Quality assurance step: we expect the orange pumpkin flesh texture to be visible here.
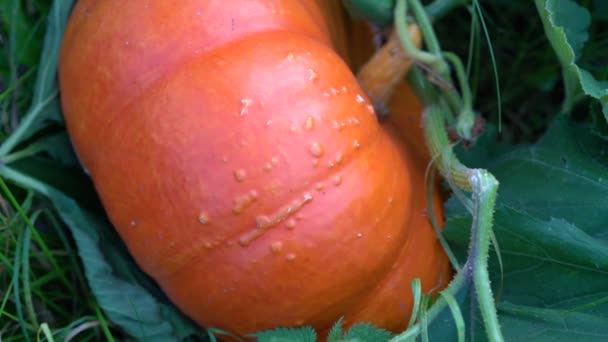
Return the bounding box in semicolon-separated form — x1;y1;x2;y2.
59;0;451;337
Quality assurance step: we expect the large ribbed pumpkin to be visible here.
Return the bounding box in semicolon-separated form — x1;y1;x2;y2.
59;0;450;337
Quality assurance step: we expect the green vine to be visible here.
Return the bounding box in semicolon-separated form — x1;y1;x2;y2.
390;0;504;340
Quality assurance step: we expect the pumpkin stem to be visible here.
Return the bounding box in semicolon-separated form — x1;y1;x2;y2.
356;25;421;120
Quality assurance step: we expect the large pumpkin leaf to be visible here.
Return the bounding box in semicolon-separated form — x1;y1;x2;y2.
535;0;608;118
457;115;608;236
444;115;608;340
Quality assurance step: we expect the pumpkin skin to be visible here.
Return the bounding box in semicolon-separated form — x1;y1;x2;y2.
59;0;450;337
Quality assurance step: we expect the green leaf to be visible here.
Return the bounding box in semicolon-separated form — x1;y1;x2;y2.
449;208;608;306
0;166;205;341
33;132;79;166
447;208;608;341
591;103;608;140
535;0;608;117
498;302;608;341
0;0;45;67
52;196;201;341
327;317;345;342
343;0;395;27
592;0;608;21
488;116;606;236
343;323;394;341
545;0;589;59
8;156;98;212
254;319;394;342
0;0;73;156
254;326;317;342
4;132;79;166
444;115;608;340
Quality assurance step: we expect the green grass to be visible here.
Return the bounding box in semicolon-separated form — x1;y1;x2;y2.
434;0;608;143
0;181;93;341
0;1;115;340
433;0;563;143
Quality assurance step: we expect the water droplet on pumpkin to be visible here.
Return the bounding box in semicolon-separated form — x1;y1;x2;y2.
356;94;366;104
238;236;249;247
240;98;253;116
352;117;361;125
304;116;315;131
367;105;374;113
264;163;273;172
332;121;343;131
204;241;213;249
335;152;344;165
357;232;363;238
271;157;280;166
256;215;272;229
341;86;348;93
315;182;325;191
265;120;273;126
233;192;258;214
198;212;209;224
323;91;331;97
268;180;282;194
330;88;340;95
303;193;313;202
130;220;137;228
286;253;297;262
308;68;318;82
286;219;296;230
234;169;246;182
309;142;324;157
333;175;342;186
353;140;361;149
239;194;311;246
270;241;283;254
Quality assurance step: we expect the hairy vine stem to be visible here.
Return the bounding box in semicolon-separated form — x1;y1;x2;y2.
392;0;504;340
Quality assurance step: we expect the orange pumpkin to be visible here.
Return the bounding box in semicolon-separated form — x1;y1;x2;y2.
59;0;450;337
